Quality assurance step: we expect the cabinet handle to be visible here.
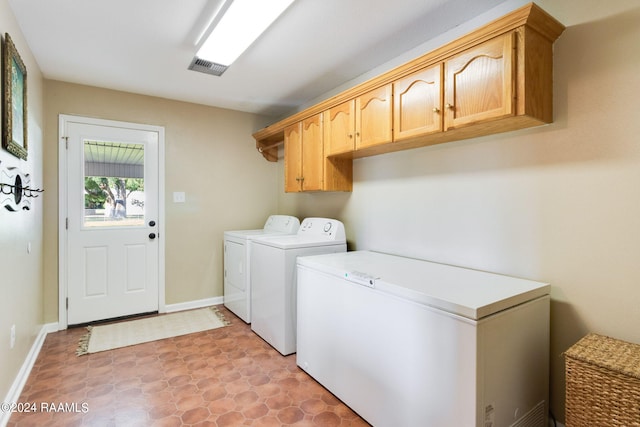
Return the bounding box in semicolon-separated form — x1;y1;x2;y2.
446;103;454;110
348;133;353;139
432;107;440;113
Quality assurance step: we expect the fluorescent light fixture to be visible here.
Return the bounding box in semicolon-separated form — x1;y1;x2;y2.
196;0;295;67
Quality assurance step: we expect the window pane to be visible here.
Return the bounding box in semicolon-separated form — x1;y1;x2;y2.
83;140;145;228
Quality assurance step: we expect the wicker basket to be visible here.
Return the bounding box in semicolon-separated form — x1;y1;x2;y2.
564;333;640;427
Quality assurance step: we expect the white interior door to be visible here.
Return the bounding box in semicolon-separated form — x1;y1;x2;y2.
62;117;162;325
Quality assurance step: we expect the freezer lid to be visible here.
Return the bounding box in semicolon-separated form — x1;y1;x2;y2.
297;251;550;320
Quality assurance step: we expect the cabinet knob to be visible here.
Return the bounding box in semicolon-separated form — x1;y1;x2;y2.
348;133;353;139
432;107;440;113
446;103;454;110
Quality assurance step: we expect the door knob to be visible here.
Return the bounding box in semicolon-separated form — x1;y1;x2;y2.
149;220;156;227
149;233;157;240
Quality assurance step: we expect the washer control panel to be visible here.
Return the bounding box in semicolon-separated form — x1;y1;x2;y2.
298;218;346;241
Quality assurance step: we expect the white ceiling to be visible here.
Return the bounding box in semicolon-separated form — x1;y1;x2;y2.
9;0;507;118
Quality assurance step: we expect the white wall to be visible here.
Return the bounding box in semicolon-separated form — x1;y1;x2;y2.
278;0;640;422
0;0;44;404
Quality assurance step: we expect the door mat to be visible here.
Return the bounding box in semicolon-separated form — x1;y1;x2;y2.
76;306;230;355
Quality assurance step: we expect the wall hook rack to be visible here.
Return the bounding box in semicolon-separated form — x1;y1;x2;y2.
0;161;43;211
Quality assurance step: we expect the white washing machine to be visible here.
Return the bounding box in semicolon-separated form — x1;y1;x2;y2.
250;217;346;355
223;215;300;323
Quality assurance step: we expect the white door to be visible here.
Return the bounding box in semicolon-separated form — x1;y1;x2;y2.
62;117;162;325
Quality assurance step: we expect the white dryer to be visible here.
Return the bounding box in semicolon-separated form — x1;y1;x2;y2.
250;218;346;355
223;215;300;323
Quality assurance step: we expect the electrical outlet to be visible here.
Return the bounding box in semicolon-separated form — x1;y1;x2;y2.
10;324;16;349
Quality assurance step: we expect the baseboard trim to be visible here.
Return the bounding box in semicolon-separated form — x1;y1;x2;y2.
1;322;57;427
165;296;223;313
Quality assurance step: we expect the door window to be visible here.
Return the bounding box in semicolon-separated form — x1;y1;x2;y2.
83;140;145;228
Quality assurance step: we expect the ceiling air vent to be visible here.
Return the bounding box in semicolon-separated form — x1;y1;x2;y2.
188;57;228;76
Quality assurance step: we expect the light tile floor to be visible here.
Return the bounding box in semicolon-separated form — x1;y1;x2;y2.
8;305;370;426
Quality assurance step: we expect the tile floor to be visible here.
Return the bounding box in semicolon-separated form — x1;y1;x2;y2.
8;306;370;426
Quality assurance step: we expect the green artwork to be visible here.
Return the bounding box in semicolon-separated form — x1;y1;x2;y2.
11;57;25;148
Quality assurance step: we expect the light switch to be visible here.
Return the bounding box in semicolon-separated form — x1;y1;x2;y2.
173;192;186;203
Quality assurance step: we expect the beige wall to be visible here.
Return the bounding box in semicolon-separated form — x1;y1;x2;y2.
0;0;44;402
278;0;640;422
43;81;279;322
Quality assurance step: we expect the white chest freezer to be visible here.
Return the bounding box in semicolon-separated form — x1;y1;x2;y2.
296;250;550;427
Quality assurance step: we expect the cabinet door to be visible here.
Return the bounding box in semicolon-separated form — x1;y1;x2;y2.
444;32;515;130
284;123;303;192
301;114;324;191
355;85;393;150
393;64;443;141
324;101;355;156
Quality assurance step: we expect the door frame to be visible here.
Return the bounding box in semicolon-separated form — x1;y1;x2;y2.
58;114;166;330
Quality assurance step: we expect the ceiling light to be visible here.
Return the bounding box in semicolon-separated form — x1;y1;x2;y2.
195;0;295;68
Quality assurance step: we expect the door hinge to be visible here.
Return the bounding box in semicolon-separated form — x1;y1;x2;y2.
66;298;69;310
62;136;69;149
66;218;69;229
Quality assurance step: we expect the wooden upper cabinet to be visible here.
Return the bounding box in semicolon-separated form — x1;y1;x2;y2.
393;64;443;141
284;115;324;192
324;85;393;155
254;4;564;169
355;85;393;150
444;32;515;130
301;114;324;191
284;122;303;193
324;101;355;156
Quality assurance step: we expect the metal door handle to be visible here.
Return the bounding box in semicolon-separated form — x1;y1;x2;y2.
149;220;156;227
149;233;156;240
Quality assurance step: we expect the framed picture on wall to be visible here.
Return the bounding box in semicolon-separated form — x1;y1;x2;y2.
2;33;28;160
